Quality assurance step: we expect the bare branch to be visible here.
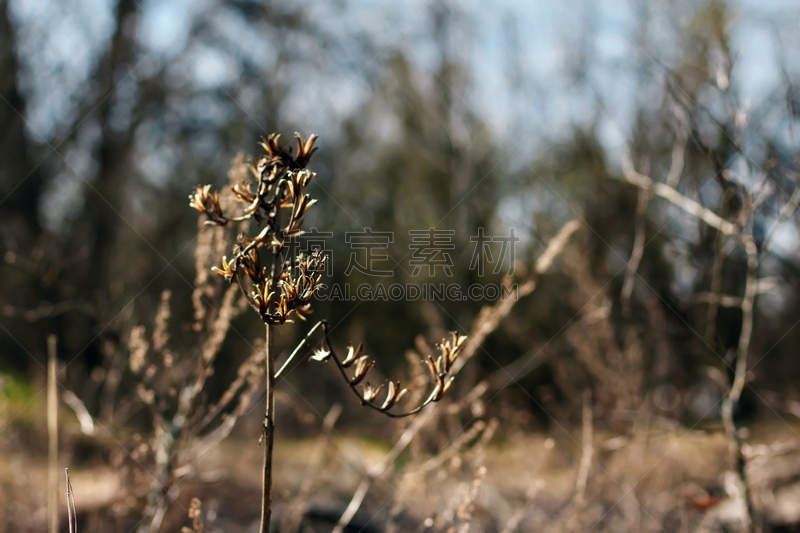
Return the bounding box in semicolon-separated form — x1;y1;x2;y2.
665;125;688;188
762;179;800;252
721;230;759;533
621;156;738;235
621;188;649;315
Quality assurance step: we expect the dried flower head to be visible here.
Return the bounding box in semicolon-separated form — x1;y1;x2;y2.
192;133;324;325
189;185;228;225
211;256;235;282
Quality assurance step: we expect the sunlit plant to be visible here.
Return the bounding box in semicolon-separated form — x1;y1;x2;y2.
190;133;467;532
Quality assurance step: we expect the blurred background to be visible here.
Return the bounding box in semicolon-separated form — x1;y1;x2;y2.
3;0;800;531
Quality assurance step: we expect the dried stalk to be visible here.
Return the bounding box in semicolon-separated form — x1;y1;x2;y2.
191;134;324;533
574;389;593;506
47;335;58;533
665;125;688;188
260;323;275;533
721;232;758;533
65;469;76;533
309;321;466;417
705;233;727;342
621;188;649;315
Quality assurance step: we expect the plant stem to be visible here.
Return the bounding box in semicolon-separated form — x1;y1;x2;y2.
260;322;275;533
47;335;58;533
261;181;285;533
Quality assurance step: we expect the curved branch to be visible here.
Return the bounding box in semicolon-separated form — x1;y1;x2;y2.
313;320;467;418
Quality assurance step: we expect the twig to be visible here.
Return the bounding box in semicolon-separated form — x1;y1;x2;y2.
534;219;581;274
621;188;649;315
62;391;95;436
623;126;688;314
762;179;800;252
695;293;744;308
575;389;593;506
722;232;758;533
665;125;688;188
65;468;76;533
274;320;324;379
705;234;727;341
621;157;738;235
48;335;58;533
416;420;487;476
732;235;757;406
694;278;778;310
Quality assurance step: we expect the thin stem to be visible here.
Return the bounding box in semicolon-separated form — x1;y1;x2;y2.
724;233;759;533
274;320;324;379
65;468;76;533
47;335;58;533
621;188;649;316
260;181;284;533
260;322;275;533
705;233;725;342
621;157;738;235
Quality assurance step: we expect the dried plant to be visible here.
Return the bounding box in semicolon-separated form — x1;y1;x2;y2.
65;469;77;533
190;133;467;532
180;498;204;533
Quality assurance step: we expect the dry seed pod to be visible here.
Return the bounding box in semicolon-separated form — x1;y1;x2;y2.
293;133;318;167
311;348;330;362
350;356;373;386
342;344;363;367
426;356;441;379
232;181;255;204
241;248;265;285
212;256;235;282
189;185;228;225
361;383;384;403
380;381;408;411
